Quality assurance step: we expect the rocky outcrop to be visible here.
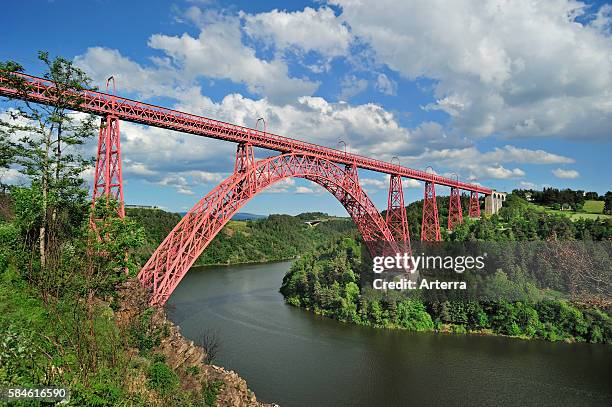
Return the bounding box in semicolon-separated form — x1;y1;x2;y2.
116;279;278;407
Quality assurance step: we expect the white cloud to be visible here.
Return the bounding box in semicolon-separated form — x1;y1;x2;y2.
360;176;421;190
243;7;351;58
360;178;387;189
376;73;397;95
0;168;25;185
403;178;421;188
149;14;319;104
339;75;368;100
552;168;580;179
519;181;538;189
486;145;574;164
76;13;319;104
74;47;183;99
480;166;525;179
404;143;575;182
264;178;296;193
295;185;324;194
332;0;612;140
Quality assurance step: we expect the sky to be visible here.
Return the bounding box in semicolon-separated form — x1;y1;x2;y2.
1;0;611;216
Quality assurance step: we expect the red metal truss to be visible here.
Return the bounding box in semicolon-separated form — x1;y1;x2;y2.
469;191;481;218
138;151;396;306
421;181;441;242
386;175;410;246
92;115;125;217
0;72;492;195
448;187;463;230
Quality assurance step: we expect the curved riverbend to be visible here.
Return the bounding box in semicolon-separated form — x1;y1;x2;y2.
167;261;612;407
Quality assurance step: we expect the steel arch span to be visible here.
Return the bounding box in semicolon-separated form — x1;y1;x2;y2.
138;150;396;306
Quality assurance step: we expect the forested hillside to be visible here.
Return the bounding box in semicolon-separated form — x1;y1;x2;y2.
281;194;612;343
127;208;356;266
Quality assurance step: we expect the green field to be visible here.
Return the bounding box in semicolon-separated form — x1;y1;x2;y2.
583;199;605;214
528;201;610;221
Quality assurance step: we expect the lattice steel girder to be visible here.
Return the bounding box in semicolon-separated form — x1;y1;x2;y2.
448;187;464;230
386;175;410;246
137;152;397;305
92;115;124;218
421;181;441;242
0;72;491;195
469;191;481;218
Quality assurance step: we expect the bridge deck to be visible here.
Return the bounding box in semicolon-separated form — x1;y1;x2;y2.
0;72;491;194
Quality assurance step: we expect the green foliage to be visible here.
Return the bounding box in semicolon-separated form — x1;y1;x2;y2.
147;361;179;396
0;53;229;406
281;230;612;343
127;208;357;267
129;308;163;354
583;200;605;214
201;380;224;407
395;299;434;331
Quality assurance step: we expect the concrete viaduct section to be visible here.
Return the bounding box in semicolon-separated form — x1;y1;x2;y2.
485;191;507;215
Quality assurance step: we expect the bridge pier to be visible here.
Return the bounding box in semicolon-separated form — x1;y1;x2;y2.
485;191;507;215
92;114;125;218
386;174;410;248
421;181;441;241
469;191;481;218
448;187;463;230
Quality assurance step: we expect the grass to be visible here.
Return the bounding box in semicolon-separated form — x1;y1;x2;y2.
528;202;611;221
545;209;610;220
583;200;605;214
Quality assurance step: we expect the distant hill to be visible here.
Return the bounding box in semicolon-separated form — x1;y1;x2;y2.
232;212;267;221
127;208;355;266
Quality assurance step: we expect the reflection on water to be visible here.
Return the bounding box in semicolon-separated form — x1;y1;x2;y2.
167;261;612;407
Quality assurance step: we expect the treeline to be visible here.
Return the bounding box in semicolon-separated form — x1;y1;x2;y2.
280;193;612;344
198;215;355;265
281;236;612;344
396;194;611;241
127;208;356;266
450;194;611;241
514;187;611;213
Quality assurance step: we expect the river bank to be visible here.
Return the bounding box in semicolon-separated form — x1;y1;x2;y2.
117;279;276;406
168;262;612;407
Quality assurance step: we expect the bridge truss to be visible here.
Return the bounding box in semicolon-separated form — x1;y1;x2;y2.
0;71;492;305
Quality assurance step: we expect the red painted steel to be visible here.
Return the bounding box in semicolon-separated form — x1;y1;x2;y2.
0;71;498;305
448;187;463;230
92;115;125;217
421;181;441;241
386;175;410;245
469;191;481;218
0;72;492;194
138;151;396;305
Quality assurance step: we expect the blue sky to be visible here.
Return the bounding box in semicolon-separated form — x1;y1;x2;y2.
1;0;611;216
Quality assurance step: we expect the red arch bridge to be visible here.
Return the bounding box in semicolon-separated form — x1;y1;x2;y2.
0;72;492;306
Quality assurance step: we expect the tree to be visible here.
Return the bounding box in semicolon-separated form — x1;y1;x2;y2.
0;52;96;267
197;330;222;364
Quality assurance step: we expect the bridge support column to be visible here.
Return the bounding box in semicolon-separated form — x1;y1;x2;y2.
469;191;480;218
92;114;124;218
421;181;441;241
448;187;463;230
235;142;255;197
386;175;410;250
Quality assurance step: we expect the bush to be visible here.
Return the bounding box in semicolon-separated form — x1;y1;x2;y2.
201;380;224;407
147;361;179;396
396;299;434;331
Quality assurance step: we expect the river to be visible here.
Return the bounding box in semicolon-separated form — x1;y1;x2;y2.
167;261;612;407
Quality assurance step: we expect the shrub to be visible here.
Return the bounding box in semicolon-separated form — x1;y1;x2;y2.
147;361;179;396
